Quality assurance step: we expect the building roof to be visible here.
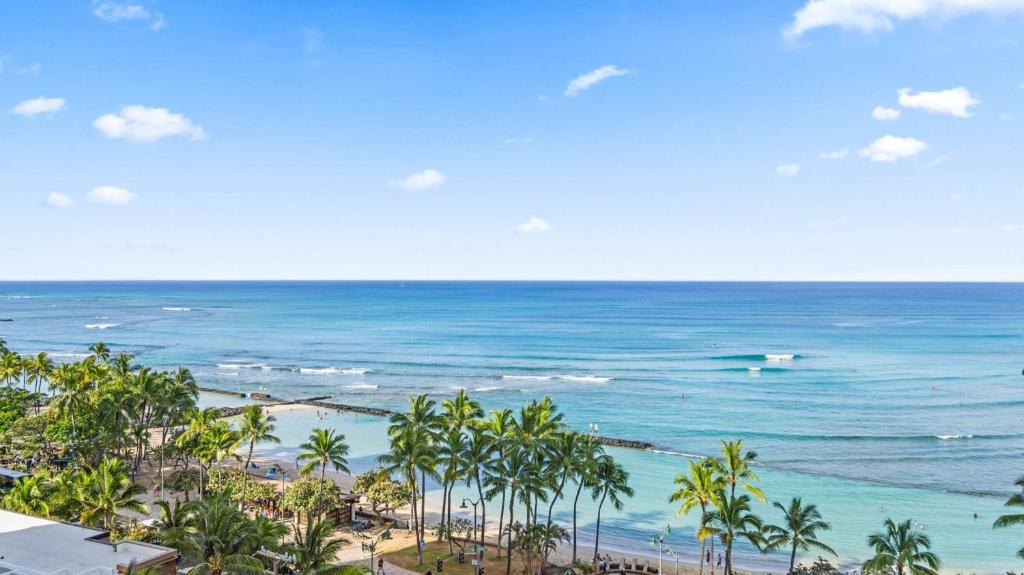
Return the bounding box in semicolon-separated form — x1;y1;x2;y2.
0;467;29;480
0;509;176;575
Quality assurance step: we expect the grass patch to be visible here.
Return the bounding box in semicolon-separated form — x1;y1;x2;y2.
383;540;527;575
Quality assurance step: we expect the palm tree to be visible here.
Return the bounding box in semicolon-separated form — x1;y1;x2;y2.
290;513;355;574
238;405;279;509
1;475;51;517
571;434;604;562
590;455;634;563
761;498;835;573
388;394;439;547
545;431;580;530
462;426;493;549
715;440;765;502
501;446;531;575
442;388;483;430
297;427;350;517
862;519;940;575
0;352;23;388
88;341;111;363
436;427;466;548
994;476;1024;559
26;352;54;413
669;458;723;575
165;495;266;575
484;407;514;557
77;458;147;529
195;422;241;499
50;363;89;456
702;491;763;575
379;425;434;565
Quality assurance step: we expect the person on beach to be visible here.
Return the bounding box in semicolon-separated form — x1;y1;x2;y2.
717;554;722;568
378;557;384;575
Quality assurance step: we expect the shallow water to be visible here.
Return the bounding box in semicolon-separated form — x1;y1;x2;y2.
2;281;1023;572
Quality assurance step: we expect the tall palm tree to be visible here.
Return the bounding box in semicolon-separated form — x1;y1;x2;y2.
715;440;765;502
379;425;434;565
442;388;483;430
590;455;634;563
462;426;493;549
0;352;23;388
195;422;241;499
26;352;54;413
571;434;604;562
669;458;723;575
862;519;940;575
545;431;580;530
1;475;51;517
702;491;763;575
484;407;514;557
237;405;279;509
994;476;1024;559
297;427;350;517
761;498;835;573
77;458;147;529
88;341;111;363
436;427;467;548
501;446;531;575
50;363;89;456
290;513;356;574
388;394;440;547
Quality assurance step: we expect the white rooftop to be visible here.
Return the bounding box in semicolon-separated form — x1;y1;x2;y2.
0;509;174;575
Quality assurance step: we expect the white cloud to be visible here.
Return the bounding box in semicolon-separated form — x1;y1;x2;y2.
94;105;205;142
897;87;979;118
565;65;632;97
872;105;901;121
1001;113;1014;121
46;193;74;208
515;216;552;234
11;97;66;117
16;62;41;75
776;163;801;177
87;185;137;205
818;148;848;160
785;0;1024;38
93;2;165;30
858;135;927;162
93;2;149;22
394;169;446;191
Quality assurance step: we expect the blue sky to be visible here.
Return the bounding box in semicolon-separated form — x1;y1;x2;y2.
1;0;1022;280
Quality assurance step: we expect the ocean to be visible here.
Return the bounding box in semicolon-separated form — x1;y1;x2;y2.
2;281;1022;572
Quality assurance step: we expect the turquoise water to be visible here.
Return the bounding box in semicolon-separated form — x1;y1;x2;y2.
2;282;1023;572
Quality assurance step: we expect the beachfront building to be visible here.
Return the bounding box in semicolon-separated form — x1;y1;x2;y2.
0;509;177;575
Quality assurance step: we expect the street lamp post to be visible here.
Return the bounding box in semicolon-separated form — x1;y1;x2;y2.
460;497;481;550
650;524;672;575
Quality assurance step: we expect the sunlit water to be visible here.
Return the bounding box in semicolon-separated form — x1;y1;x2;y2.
2;281;1023;573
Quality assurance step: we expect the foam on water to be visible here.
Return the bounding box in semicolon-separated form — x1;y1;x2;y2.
84;323;118;329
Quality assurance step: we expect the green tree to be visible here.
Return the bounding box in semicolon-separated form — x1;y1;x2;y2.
761;498;835;574
669;458;723;575
1;475;51;517
862;519;940;575
237;404;279;510
994;476;1024;559
290;513;354;574
77;458;148;529
0;352;22;389
379;424;434;566
702;491;763;575
715;439;765;502
571;434;603;563
88;341;111;363
590;455;634;564
162;495;267;575
297;427;349;517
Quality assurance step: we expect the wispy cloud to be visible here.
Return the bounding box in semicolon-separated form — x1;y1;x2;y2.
87;185;137;205
897;87;979;118
776;164;801;177
872;106;901;121
393;169;446;191
16;62;41;75
818;148;848;160
858;135;927;162
565;65;632;97
11;97;66;118
93;2;165;30
94;105;205;142
785;0;1024;38
46;193;74;208
515;216;552;234
303;27;324;53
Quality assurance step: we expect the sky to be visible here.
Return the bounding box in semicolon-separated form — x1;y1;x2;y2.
1;0;1023;281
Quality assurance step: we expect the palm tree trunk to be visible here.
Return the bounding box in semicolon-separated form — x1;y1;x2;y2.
241;440;254;511
317;463;327;519
411;472;422;565
497;487;506;558
505;486;516;575
440;480;449;542
699;538;706;575
593;489;608;564
709;537;715;575
476;471;486;550
789;540;798;574
420;470;427;546
572;479;585;562
447;484;454;553
546;473;566;530
724;536;732;575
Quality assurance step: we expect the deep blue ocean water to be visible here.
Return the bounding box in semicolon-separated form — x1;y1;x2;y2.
2;281;1023;572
